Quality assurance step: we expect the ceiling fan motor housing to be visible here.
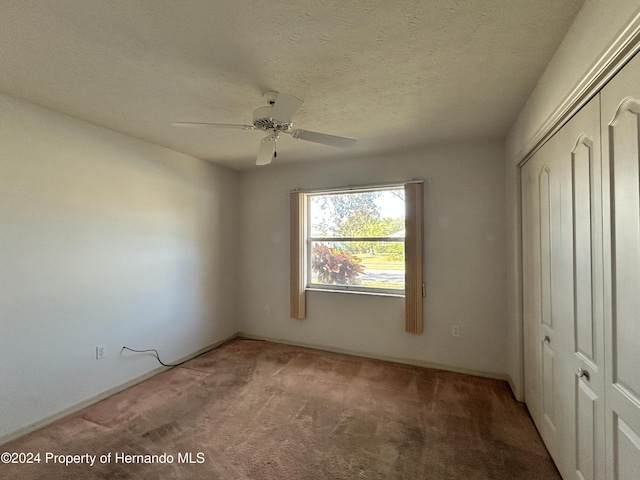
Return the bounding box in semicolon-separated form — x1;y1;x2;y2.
252;106;292;132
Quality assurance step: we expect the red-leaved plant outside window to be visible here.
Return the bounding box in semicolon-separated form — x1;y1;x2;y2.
311;243;364;285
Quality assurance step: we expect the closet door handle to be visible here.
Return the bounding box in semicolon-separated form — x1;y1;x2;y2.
577;368;590;381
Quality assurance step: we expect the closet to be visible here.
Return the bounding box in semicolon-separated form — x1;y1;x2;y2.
521;52;640;480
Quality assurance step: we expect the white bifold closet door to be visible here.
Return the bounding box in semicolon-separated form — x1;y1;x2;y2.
522;96;605;480
522;116;565;468
561;98;606;480
601;53;640;480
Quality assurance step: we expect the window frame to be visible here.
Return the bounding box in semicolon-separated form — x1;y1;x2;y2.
305;186;407;297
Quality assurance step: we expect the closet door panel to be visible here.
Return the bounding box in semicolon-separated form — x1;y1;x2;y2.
521;130;568;473
522;143;563;459
559;97;604;480
601;52;640;480
572;138;596;364
539;161;562;436
576;381;597;480
608;104;640;403
522;158;541;423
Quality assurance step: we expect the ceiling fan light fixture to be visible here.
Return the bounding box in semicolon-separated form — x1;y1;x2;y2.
256;133;278;166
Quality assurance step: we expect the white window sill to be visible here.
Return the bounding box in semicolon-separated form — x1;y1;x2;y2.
305;287;405;298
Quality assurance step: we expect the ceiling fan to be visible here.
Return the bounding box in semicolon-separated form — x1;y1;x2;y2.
173;92;357;165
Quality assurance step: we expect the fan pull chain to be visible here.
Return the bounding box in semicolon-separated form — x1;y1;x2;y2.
274;132;278;158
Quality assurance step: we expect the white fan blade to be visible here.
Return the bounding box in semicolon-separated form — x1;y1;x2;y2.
270;93;303;123
256;135;276;166
290;129;356;148
172;122;255;130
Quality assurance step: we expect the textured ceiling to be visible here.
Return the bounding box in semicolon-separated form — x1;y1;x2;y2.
0;0;584;170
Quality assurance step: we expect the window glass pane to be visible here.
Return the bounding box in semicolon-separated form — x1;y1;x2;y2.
309;189;405;238
310;241;405;290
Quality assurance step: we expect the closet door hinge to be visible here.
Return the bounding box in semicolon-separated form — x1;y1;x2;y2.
422;283;426;297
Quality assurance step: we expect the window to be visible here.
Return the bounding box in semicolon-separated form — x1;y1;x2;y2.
307;187;406;295
290;181;424;333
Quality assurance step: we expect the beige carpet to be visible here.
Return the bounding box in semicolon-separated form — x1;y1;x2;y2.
2;339;561;479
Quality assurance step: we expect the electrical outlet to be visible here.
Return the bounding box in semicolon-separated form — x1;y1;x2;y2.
96;345;106;360
452;325;460;337
264;305;270;315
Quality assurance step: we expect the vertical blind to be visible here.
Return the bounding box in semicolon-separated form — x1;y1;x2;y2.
290;191;306;320
404;181;424;333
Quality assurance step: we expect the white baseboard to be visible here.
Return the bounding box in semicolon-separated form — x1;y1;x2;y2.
237;332;509;383
506;375;524;402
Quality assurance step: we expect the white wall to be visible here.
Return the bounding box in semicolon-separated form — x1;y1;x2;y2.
0;94;240;443
239;142;507;377
505;0;640;399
